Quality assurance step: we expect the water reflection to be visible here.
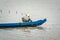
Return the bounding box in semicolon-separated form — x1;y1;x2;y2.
0;26;45;32
19;26;45;32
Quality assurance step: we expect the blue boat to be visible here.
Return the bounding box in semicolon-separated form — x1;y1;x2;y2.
0;18;47;28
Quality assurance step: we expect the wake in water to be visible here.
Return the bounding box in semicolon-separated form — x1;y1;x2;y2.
0;26;46;32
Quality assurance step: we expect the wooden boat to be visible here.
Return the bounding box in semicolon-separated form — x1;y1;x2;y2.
0;18;47;28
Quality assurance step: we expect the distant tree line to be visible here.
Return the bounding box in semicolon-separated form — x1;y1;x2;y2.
0;9;18;14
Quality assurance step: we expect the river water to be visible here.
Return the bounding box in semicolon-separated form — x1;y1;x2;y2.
0;0;60;40
0;24;60;40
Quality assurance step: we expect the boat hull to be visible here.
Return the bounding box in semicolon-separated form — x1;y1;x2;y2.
0;18;47;28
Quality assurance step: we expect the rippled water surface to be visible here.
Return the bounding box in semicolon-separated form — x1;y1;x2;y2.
0;24;60;40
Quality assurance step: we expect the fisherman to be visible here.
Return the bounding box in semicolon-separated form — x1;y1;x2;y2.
22;13;32;22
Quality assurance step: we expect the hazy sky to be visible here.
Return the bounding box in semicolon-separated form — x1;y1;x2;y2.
0;0;60;24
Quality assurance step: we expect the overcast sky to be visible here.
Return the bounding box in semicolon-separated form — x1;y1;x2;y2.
0;0;60;25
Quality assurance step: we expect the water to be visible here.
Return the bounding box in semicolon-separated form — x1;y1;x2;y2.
0;0;60;40
0;24;60;40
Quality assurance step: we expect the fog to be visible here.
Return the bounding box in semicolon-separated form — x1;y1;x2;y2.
0;0;60;40
0;0;60;25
